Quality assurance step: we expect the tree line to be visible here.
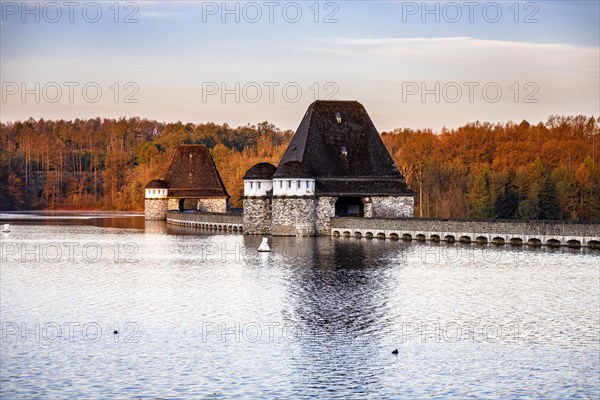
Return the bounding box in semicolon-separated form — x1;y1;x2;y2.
1;115;598;221
382;115;599;221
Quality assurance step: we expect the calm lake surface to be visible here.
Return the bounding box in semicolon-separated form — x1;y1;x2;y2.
1;212;599;399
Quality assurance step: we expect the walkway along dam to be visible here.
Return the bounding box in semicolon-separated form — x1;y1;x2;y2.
166;211;600;249
330;217;600;248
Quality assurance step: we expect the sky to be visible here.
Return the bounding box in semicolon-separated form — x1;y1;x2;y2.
1;0;599;131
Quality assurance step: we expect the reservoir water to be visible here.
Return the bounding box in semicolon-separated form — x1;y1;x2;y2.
1;213;599;398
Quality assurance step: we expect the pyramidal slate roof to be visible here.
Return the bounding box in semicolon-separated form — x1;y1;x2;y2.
145;179;168;189
164;145;229;198
243;162;277;180
275;100;414;196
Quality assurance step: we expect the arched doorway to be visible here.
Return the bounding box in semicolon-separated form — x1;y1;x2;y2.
335;197;364;217
178;198;185;212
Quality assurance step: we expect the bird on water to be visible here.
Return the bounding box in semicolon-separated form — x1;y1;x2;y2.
392;349;399;355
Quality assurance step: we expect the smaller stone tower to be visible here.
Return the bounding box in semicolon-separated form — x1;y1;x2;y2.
144;179;169;220
270;161;316;236
243;162;276;235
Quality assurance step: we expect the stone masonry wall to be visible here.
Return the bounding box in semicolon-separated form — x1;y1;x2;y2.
271;197;316;236
363;199;373;218
168;198;179;210
145;198;168;220
167;198;227;213
196;198;228;213
330;217;600;237
371;196;414;218
243;197;272;235
316;196;336;235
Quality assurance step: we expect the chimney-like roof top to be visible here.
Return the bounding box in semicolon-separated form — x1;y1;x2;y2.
164;145;229;198
274;100;413;196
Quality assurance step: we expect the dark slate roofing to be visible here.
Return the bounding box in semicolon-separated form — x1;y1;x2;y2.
163;145;229;198
145;179;168;189
244;162;277;180
272;161;314;179
275;100;414;195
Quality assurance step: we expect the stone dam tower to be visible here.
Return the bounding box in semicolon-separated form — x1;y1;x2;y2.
144;145;229;220
243;100;415;236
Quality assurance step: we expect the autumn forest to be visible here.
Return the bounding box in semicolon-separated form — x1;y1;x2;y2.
1;115;598;221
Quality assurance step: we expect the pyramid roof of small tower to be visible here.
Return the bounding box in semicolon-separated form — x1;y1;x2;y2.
145;179;168;189
243;162;277;180
164;145;229;198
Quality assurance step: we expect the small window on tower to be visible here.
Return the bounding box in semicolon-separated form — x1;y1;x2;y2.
258;182;261;189
297;181;301;189
279;181;283;188
250;182;253;189
306;181;309;188
288;181;292;188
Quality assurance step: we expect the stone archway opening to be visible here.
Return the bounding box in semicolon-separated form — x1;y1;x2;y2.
335;197;364;217
476;236;488;244
546;239;561;248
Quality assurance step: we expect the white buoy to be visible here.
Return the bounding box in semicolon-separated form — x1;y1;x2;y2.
257;237;271;252
2;224;10;233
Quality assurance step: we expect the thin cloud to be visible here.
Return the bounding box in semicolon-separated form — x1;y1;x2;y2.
305;36;599;75
318;36;597;52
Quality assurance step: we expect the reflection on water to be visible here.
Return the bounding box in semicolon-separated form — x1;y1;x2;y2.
0;215;599;398
0;211;145;230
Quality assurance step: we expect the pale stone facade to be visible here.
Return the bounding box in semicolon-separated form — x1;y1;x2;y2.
363;199;373;218
168;198;180;211
270;197;316;236
244;195;414;236
315;196;337;235
165;198;227;213
196;198;228;213
144;198;168;220
371;196;414;218
243;198;272;235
